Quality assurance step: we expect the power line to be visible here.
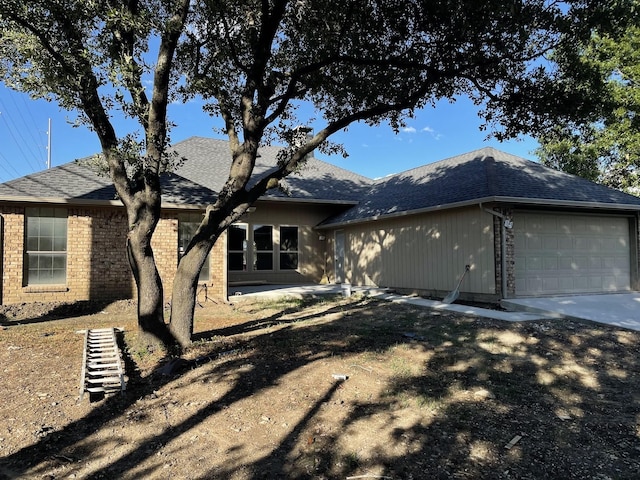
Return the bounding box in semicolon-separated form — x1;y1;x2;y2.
19;93;47;150
8;92;46;165
0;111;39;175
0;97;42;173
0;150;25;181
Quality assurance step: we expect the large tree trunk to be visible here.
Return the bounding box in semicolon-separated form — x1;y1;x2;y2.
126;229;176;351
169;238;213;347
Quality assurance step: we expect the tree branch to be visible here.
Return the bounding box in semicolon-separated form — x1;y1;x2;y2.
145;0;191;174
107;0;150;129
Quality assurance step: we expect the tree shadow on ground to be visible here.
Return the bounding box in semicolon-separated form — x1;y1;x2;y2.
2;297;639;479
0;300;123;327
191;297;333;341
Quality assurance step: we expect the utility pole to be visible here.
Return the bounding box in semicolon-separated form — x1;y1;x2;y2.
46;117;51;169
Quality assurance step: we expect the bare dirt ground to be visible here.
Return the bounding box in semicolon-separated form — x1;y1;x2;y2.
0;293;639;479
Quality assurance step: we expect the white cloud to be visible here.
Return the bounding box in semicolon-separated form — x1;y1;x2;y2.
422;126;443;140
402;126;417;134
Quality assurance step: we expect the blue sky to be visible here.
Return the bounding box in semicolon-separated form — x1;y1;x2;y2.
0;85;539;183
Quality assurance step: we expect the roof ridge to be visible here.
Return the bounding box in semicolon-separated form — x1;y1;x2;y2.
174;136;374;183
373;146;520;182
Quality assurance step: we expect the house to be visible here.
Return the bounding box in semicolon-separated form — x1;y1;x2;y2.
0;137;370;305
0;137;639;307
318;148;640;301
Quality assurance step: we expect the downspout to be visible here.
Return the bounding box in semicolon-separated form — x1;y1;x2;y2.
480;204;510;300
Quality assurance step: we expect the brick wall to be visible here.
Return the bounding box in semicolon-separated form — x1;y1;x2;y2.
1;205;26;303
0;205;227;305
152;214;180;300
491;207;515;299
208;230;227;298
493;214;502;296
150;214;228;303
80;208;134;301
504;208;516;297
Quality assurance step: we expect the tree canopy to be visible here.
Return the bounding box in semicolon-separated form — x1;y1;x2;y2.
0;0;628;348
533;21;640;193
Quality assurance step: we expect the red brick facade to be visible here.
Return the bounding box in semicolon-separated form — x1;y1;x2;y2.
0;205;226;305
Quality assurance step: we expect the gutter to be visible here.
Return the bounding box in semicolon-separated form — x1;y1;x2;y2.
316;195;640;230
0;195;359;210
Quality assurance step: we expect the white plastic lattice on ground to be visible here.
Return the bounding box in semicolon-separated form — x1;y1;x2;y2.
78;327;126;401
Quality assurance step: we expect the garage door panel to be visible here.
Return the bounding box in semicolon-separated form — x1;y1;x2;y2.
573;276;589;289
558;257;573;270
603;276;621;290
588;256;601;269
527;236;542;249
526;256;542;270
514;213;631;296
543;257;558;270
558;237;573;249
542;277;559;291
559;277;575;290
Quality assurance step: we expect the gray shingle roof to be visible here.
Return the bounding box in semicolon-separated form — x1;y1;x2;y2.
0;161;116;201
171;137;372;202
0;160;219;205
321;147;640;226
0;136;373;205
3;142;639;222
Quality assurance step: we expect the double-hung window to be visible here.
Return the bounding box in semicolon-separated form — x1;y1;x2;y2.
279;226;299;270
228;224;248;271
178;214;210;282
25;207;67;285
253;225;273;270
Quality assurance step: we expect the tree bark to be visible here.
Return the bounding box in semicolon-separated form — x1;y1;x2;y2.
170;236;214;347
126;226;177;351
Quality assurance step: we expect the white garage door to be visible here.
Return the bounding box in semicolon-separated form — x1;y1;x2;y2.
514;213;631;296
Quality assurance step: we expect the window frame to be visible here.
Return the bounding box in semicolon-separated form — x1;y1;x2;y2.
25;207;68;286
252;224;274;271
178;213;210;282
228;223;248;271
279;225;299;271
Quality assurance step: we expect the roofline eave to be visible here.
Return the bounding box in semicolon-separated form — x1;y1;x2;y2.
316;196;640;230
0;196;125;207
0;193;360;210
498;196;640;211
256;196;360;206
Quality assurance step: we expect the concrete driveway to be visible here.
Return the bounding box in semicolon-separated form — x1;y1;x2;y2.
502;293;640;332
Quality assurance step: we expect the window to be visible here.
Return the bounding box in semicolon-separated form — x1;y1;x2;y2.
253;225;273;270
178;214;209;282
228;224;248;271
280;226;299;270
26;207;67;285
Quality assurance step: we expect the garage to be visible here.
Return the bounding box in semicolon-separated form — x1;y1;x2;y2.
514;212;632;296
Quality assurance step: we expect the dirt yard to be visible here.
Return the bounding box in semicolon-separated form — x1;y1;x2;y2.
0;293;639;479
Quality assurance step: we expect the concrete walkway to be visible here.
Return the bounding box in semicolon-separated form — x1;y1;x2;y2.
229;285;640;331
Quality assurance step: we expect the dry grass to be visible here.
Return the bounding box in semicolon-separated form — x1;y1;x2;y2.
1;294;639;479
